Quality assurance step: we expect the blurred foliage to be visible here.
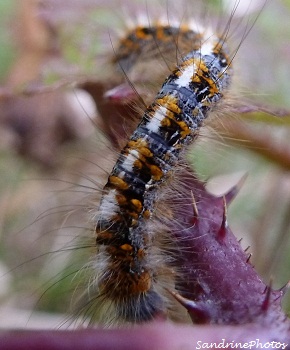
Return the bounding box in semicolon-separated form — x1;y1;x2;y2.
0;1;16;80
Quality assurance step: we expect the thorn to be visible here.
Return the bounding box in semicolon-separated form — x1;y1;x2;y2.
191;190;199;221
246;253;252;263
217;196;228;241
225;173;247;204
261;279;273;312
279;281;290;296
244;246;251;252
238;238;243;243
190;191;199;224
104;83;136;102
168;289;210;324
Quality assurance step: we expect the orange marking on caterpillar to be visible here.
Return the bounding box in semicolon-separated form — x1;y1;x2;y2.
109;176;129;190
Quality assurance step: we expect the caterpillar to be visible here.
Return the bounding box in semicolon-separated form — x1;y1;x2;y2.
2;0;283;329
90;21;232;323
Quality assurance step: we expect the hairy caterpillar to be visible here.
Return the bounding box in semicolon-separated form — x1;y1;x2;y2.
92;24;231;323
2;0;290;330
